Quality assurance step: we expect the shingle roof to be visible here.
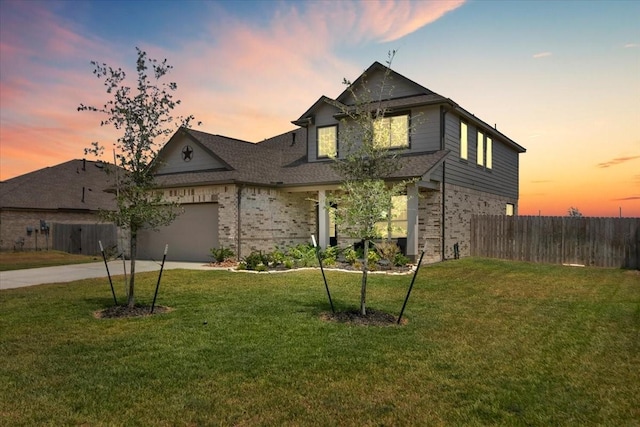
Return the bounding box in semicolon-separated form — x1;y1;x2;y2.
0;159;118;211
154;126;449;189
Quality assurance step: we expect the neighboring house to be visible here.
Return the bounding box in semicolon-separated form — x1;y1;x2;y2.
0;159;120;255
139;62;526;263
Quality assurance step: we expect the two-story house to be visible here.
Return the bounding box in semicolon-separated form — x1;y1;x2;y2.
138;62;526;263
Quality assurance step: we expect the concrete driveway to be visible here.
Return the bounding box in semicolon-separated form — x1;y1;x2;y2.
0;260;214;290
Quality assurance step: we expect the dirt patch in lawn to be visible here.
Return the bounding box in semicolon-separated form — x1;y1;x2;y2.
93;305;173;319
321;308;407;326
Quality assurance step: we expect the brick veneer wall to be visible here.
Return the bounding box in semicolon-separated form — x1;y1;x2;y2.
419;187;443;264
156;182;516;263
0;210;101;252
239;187;316;258
160;185;316;259
442;183;517;259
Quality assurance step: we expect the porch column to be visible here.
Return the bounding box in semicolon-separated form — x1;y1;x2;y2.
317;189;329;249
407;183;419;260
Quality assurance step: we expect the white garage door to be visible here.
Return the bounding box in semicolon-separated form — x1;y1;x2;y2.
138;203;218;262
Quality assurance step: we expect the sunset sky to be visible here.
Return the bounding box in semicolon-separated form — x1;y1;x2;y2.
1;0;638;217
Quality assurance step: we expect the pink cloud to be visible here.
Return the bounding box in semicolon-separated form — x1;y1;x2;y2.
161;0;466;142
1;0;465;180
360;0;466;43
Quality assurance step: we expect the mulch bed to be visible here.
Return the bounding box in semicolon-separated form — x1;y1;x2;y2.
209;260;414;274
94;304;172;319
321;308;407;326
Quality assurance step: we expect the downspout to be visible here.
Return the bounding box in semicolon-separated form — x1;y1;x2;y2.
237;184;243;260
440;105;447;261
441;163;446;261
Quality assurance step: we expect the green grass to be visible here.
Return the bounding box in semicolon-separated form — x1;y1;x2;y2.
1;258;638;426
0;250;99;271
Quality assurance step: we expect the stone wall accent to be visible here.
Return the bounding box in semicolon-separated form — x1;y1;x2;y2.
443;183;517;259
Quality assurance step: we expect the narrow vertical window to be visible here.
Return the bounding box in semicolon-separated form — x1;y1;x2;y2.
460;121;468;160
506;203;514;216
317;125;337;158
486;136;492;169
477;130;484;166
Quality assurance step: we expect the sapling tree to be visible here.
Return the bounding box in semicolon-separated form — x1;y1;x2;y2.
79;48;198;308
327;51;414;315
568;207;583;217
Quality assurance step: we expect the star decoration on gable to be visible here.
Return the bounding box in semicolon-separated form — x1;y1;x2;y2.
182;145;193;162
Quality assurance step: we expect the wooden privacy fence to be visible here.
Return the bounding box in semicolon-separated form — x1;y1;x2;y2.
471;216;640;269
52;223;117;256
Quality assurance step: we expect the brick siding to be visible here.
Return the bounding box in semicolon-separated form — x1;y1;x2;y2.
442;183;517;259
0;210;101;251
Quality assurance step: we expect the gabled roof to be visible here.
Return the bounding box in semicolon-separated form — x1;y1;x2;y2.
155;61;523;188
292;95;334;126
0;159;118;211
293;62;453;126
335;61;442;103
154;126;449;189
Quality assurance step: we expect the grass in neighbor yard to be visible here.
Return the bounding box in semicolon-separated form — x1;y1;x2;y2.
0;250;99;271
1;258;638;426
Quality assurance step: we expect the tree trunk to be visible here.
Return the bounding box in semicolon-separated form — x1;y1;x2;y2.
128;228;137;308
360;239;369;316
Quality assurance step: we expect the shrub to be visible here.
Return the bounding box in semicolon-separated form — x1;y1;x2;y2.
393;252;411;267
374;241;400;265
210;246;235;263
320;246;338;266
270;247;287;267
343;247;359;265
367;250;380;269
287;244;318;268
243;251;271;271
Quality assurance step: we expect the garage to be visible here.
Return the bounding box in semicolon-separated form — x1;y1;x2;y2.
138;203;218;262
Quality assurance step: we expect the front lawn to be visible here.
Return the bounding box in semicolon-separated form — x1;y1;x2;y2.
1;259;638;425
0;250;99;271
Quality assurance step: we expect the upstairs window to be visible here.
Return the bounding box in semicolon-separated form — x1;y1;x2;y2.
460;121;468;160
476;131;493;169
477;130;484;166
317;125;337;158
374;114;409;149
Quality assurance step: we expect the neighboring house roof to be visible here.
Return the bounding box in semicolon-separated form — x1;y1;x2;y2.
0;159;118;211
